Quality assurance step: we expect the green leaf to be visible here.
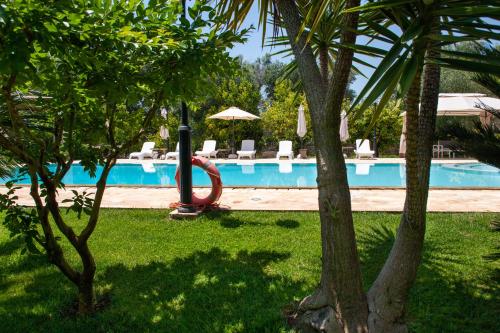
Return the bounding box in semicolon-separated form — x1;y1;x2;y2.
352;48;409;117
397;55;420;98
433;57;500;74
43;22;57;33
351;41;407;111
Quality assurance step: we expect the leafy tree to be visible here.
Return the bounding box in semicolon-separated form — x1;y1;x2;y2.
248;54;289;99
349;101;402;154
261;79;312;149
439;43;494;94
194;69;262;151
0;0;244;314
440;68;490;94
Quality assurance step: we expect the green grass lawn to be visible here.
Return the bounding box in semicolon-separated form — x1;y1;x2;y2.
0;210;498;333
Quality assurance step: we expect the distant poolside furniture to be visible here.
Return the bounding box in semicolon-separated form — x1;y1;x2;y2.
432;144;442;158
165;142;180;160
355;163;374;175
195;140;218;158
237;140;256;159
433;141;459;159
354;139;375;159
129;142;155;160
276;141;294;160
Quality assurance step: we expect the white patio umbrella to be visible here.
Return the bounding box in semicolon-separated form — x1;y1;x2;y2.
297;105;307;148
340;111;349;142
208;106;260;154
159;125;169;140
399;114;406;157
399;93;500;156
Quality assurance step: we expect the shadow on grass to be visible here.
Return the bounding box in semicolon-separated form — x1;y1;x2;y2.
205;211;265;229
357;223;499;333
0;237;23;257
99;248;299;332
0;248;302;333
276;219;300;229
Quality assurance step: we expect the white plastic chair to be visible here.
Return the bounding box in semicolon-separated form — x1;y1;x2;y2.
276;141;293;160
195;140;218;158
165;142;180;160
237;140;256;159
129;142;155;160
354;139;375;159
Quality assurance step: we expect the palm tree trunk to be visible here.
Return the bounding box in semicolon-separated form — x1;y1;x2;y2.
277;1;367;332
319;46;329;86
367;44;440;333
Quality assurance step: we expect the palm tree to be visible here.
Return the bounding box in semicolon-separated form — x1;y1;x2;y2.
218;1;500;331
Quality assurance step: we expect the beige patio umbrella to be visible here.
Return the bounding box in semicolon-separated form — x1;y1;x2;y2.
159;126;169;140
340;111;350;142
297;105;307;148
399;93;500;156
399;114;406;157
208;106;260;154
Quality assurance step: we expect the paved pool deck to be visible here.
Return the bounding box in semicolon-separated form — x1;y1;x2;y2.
2;158;498;212
115;157;475;164
2;186;499;212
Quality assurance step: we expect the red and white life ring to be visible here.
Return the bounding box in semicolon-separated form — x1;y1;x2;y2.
175;156;223;206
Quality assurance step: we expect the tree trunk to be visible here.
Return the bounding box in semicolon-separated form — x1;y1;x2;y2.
319;46;329;86
277;1;367;332
367;44;440;333
78;275;96;314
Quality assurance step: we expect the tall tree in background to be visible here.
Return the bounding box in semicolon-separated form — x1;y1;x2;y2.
261;79;312;149
219;0;499;332
0;0;244;314
439;42;494;94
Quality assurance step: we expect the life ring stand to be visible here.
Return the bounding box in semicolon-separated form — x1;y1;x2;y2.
174;156;223;207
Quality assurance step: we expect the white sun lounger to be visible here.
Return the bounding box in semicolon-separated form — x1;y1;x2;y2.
165;142;180;160
237;140;256;159
195;140;218;158
129;142;155;160
276;141;293;160
354;139;375;159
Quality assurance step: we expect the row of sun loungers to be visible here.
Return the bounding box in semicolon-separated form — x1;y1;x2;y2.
129;139;377;160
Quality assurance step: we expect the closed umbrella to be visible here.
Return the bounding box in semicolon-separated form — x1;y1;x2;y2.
297;105;307;148
160;125;169;140
399;114;406;157
340;111;349;142
208;106;260;155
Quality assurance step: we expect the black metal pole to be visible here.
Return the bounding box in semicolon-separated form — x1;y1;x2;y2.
178;102;194;212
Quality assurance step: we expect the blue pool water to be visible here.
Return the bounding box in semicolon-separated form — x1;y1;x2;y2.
3;162;500;188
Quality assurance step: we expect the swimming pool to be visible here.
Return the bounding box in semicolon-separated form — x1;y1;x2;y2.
3;162;500;188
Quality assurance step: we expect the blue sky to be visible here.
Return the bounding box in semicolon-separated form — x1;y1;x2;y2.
226;3;381;96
